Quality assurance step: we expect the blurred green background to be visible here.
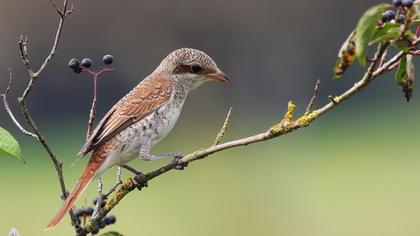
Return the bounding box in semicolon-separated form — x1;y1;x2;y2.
2;0;420;235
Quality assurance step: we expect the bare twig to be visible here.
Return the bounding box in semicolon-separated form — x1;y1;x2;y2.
49;0;64;17
86;75;97;139
18;36;32;75
304;79;321;115
1;69;38;139
121;164;144;175
65;0;74;16
373;38;420;77
378;47;389;68
3;0;82;233
213;107;233;146
83;67;113;140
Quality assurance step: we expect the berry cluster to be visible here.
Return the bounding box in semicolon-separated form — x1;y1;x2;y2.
90;215;116;235
382;0;414;24
71;196;117;235
68;54;114;74
393;0;414;8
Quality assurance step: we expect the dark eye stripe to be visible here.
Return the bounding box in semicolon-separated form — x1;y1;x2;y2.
172;64;191;74
172;63;215;75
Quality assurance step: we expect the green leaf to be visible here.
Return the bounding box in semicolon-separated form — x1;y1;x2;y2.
395;55;415;101
395;56;408;85
369;23;402;45
0;127;24;162
334;30;357;79
355;4;389;66
99;232;123;236
410;18;420;25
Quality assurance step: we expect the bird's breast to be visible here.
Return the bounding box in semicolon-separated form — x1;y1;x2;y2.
114;94;185;161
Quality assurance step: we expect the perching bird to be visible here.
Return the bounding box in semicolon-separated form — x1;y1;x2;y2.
47;48;229;229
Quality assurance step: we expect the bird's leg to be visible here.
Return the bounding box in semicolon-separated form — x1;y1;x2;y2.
115;166;122;184
96;177;103;194
138;141;187;170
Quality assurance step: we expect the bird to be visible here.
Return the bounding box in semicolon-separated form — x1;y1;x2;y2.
46;48;230;229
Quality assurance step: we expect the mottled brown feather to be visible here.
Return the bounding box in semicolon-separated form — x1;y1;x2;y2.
78;74;173;156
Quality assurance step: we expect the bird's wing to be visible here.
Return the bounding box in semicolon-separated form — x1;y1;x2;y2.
78;74;173;156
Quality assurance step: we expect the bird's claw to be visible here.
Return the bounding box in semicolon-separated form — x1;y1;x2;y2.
172;154;188;170
134;173;149;190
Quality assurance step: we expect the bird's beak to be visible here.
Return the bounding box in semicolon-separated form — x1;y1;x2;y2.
208;69;230;83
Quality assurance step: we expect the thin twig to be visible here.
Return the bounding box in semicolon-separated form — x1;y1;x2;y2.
49;0;64;17
328;95;339;105
65;0;74;16
304;79;321;115
121;164;144;175
378;47;389;68
1;69;38;139
3;0;82;233
31;0;68;79
83;67;113;140
86;75;97;140
373;38;420;77
213;107;233;146
18;36;32;75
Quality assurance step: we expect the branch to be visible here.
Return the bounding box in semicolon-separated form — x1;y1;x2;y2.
1;69;38;139
2;0;82;233
304;79;321;115
86;42;408;232
83;67;113;140
213;107;233;146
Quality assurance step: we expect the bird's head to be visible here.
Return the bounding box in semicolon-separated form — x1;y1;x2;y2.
156;48;230;91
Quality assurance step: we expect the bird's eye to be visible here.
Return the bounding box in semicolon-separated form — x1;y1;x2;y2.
190;64;202;73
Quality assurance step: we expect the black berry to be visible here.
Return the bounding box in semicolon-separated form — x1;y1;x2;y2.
68;58;80;70
81;58;93;68
393;0;402;7
91;224;99;234
402;0;414;7
84;206;94;215
397;15;406;23
73;208;84;217
102;54;114;65
104;215;116;224
73;67;82;74
98;219;107;228
381;10;396;23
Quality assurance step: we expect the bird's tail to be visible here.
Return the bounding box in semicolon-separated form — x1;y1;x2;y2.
46;151;105;229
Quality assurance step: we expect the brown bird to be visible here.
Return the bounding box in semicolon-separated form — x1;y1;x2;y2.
47;48;229;229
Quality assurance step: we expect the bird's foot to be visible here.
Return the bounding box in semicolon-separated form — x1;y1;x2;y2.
171;154;188;170
133;172;149;190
